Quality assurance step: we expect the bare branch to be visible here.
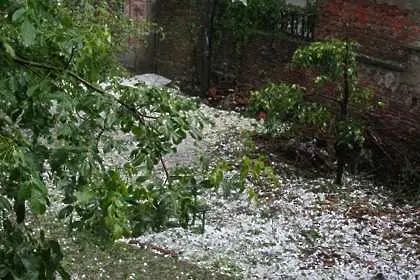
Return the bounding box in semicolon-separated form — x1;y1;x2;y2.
160;157;170;185
65;46;76;69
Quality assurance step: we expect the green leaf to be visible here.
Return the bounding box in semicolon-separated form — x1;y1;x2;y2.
32;176;48;195
0;264;8;278
3;42;15;57
12;7;25;22
136;175;149;183
47;240;64;262
247;187;256;200
211;168;224;186
111;223;124;239
26;84;38;97
57;265;71;280
146;157;154;170
21;255;41;276
15;200;26;223
60;14;72;27
30;194;47;215
75;190;94;205
22;19;36;46
18;181;32;201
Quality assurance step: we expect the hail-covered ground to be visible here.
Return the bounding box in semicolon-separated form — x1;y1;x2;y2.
120;75;419;279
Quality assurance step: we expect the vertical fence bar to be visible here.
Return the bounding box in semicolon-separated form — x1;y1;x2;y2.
271;9;316;41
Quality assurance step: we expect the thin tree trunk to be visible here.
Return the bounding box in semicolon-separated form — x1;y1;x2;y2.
335;42;350;185
207;0;218;90
197;0;217;97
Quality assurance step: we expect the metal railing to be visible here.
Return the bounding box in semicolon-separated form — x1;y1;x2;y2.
269;11;317;41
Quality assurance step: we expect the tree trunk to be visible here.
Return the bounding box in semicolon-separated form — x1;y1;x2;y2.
335;42;350;185
197;0;217;97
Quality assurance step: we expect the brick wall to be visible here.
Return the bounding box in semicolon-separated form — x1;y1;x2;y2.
126;0;147;20
315;0;419;61
152;0;200;84
121;0;156;72
152;0;420;139
314;0;420;158
148;0;420;169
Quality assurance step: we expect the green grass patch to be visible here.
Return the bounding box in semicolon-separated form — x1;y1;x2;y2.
63;241;234;280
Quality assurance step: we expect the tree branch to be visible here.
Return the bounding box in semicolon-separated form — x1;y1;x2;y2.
13;55;177;185
12;55;158;121
65;46;76;69
160;157;170;185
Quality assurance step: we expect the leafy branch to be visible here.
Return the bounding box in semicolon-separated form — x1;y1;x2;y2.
11;55;158;121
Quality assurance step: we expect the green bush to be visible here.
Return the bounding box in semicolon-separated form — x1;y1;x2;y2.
249;40;375;184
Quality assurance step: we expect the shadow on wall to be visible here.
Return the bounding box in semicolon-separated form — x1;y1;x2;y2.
120;35;157;74
120;0;158;73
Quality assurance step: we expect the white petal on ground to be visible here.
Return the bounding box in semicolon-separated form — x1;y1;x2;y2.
114;76;420;279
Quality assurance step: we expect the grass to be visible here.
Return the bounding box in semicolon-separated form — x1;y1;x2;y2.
33;213;235;280
63;240;234;280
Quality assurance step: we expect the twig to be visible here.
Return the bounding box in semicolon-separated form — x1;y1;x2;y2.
365;128;394;163
127;240;177;257
160;157;170;184
13;55;175;182
95;127;106;172
12;55;158;121
65;46;76;69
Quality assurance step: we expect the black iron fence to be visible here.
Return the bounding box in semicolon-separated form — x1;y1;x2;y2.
271;11;317;41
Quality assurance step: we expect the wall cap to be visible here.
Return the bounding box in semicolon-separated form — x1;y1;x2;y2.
407;42;420;53
356;54;406;72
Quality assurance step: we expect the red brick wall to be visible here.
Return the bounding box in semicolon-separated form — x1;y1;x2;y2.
315;0;419;61
126;0;148;20
152;0;419;126
123;0;156;72
150;0;420;168
313;1;420;151
153;0;199;83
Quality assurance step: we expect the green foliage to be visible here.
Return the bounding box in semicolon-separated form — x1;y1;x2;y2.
250;40;375;183
249;83;330;135
293;41;358;82
335;120;365;151
0;223;69;279
216;0;313;45
293;41;373;156
1;1;278;276
0;0;202;276
125;150;277;235
292;40;374;109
